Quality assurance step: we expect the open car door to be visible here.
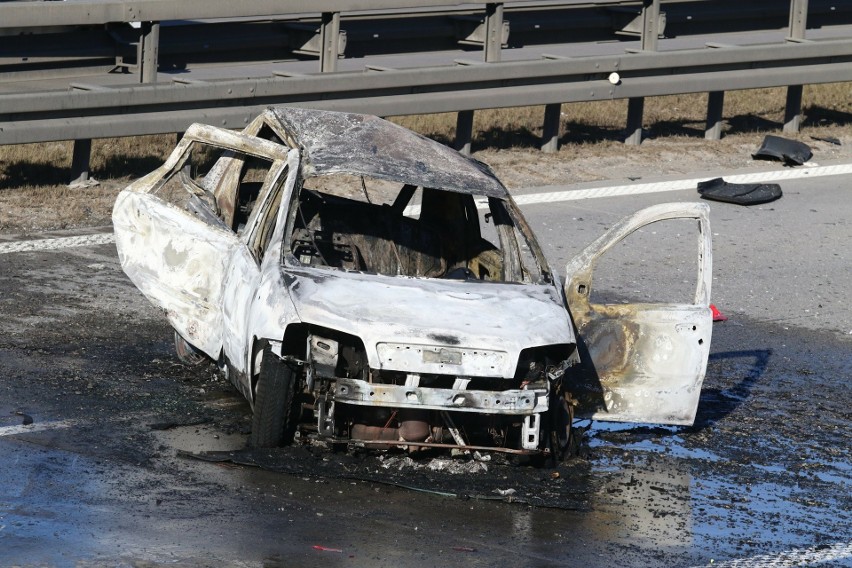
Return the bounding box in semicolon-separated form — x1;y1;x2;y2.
563;202;713;426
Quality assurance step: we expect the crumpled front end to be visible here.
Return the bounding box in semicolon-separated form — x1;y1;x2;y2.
279;267;578;455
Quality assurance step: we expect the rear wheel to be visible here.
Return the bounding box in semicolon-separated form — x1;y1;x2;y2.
250;347;299;448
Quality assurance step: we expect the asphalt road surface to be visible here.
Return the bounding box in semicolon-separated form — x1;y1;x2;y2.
0;163;850;567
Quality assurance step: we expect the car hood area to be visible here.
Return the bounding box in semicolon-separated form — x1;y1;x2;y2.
281;265;575;378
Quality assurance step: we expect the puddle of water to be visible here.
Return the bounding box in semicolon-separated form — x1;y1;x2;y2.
151;423;246;454
588;422;724;462
584;421;851;561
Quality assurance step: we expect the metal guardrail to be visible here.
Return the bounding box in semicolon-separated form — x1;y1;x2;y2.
5;27;851;139
4;39;852;132
0;0;849;182
0;1;650;27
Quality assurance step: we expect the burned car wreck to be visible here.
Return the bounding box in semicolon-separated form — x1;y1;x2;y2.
113;107;713;459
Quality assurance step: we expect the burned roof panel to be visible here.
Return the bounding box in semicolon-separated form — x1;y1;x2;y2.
267;107;508;198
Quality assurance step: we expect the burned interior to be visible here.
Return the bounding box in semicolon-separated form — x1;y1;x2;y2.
287;173;539;283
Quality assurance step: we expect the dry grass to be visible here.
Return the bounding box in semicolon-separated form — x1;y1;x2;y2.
392;83;852;146
2;83;852;233
0;134;176;233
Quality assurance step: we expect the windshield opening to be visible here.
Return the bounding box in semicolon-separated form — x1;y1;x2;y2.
285;174;544;283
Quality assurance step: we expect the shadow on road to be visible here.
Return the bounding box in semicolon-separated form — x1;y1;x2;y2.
690;348;772;431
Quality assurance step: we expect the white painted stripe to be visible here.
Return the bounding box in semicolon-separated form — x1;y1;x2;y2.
690;542;852;567
512;162;852;206
3;163;852;255
0;233;115;255
0;418;81;437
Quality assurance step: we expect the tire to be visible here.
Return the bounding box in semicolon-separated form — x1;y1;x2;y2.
250;347;298;448
174;331;208;366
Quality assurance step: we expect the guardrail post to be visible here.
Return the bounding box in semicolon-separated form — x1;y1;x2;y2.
625;98;645;146
705;91;725;140
784;0;808;133
70;138;92;186
484;3;504;63
625;0;659;145
139;22;160;84
784;86;804;134
455;110;474;156
319;12;341;73
541;103;561;153
453;2;503;156
455;4;503;156
789;0;809;38
68;83;108;186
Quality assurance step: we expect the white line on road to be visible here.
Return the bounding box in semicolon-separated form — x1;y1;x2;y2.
3;162;852;255
0;233;115;255
0;418;81;437
690;541;852;567
512;162;852;206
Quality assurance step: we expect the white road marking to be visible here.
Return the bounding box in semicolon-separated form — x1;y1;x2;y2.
0;233;115;255
512;162;852;206
0;418;81;437
3;162;852;255
690;541;852;567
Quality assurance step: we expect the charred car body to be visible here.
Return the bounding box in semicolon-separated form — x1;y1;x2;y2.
113;108;713;458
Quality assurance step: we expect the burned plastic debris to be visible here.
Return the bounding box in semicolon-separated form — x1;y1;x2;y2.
810;135;841;146
752;135;813;166
697;177;782;205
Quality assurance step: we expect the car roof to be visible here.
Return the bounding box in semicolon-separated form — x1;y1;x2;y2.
266;107;509;199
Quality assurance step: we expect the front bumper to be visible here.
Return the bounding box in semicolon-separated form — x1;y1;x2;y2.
334;378;548;414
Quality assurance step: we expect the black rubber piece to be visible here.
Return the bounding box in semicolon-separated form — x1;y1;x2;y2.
752;135;813;166
250;348;298;448
810;135;841;146
697;177;782;205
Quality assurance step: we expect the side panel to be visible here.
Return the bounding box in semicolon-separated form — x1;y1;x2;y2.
563;202;713;426
221;247;261;374
113;190;240;358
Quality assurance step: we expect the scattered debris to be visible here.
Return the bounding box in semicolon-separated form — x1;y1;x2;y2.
380;456;421;470
14;411;33;426
312;545;343;553
175;447;593;509
426;458;488;475
67;177;100;189
752;135;813;166
697;177;782;205
810;135;841;146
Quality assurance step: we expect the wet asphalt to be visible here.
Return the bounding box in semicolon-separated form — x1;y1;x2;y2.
0;170;850;567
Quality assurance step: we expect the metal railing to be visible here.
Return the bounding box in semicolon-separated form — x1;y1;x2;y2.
0;0;849;182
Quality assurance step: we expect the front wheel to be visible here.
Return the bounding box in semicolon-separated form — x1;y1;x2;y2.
250;347;299;448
